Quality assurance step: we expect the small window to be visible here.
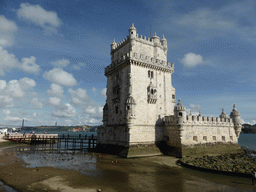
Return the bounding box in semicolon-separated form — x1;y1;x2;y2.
178;112;182;117
131;32;133;34
160;107;162;110
127;106;130;110
151;89;154;94
222;136;225;141
230;136;233;141
172;94;175;99
213;136;216;141
115;106;118;114
203;136;207;141
193;136;198;141
148;71;150;78
151;71;154;78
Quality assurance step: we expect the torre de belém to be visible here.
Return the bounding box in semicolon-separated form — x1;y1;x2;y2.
96;24;242;158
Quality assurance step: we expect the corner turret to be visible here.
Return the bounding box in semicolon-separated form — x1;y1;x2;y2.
230;104;242;137
129;23;137;39
161;35;167;49
174;99;186;124
111;39;116;51
151;32;160;44
219;108;228;119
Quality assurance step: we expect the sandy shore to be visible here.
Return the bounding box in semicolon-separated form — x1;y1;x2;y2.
0;144;255;192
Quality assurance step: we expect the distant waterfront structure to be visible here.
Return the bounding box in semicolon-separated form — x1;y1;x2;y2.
22;119;24;130
55;122;57;127
97;24;242;157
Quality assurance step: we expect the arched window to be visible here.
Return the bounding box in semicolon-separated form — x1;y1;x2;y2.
178;112;182;117
148;70;150;78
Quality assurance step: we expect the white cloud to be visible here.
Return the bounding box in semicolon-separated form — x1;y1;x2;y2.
2;109;10;115
30;98;43;109
0;15;18;47
4;116;22;122
17;3;61;34
52;103;76;118
48;97;61;106
0;96;14;108
92;87;96;92
181;53;204;68
4;80;24;98
68;88;92;107
73;62;85;70
100;88;106;97
20;56;40;74
0;46;40;75
47;83;64;97
0;46;19;75
0;80;6;90
19;77;36;90
189;104;201;113
51;58;70;68
43;68;77;86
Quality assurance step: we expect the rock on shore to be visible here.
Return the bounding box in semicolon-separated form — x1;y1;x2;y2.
180;153;256;174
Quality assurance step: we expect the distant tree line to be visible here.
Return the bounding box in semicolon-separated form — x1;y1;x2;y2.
22;125;103;132
242;124;256;134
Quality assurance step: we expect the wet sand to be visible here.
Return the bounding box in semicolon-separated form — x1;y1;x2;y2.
0;146;255;192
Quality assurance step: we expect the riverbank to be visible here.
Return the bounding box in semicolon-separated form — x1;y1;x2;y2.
0;147;256;191
179;151;256;177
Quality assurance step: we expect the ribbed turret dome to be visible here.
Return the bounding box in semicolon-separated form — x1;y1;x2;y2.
129;23;136;31
230;104;240;116
219;108;228;118
174;99;186;111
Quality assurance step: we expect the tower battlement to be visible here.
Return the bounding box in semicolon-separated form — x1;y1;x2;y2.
165;114;234;126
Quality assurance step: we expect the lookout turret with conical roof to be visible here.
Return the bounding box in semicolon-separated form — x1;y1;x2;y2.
230;104;242;137
219;108;228;119
174;99;186;124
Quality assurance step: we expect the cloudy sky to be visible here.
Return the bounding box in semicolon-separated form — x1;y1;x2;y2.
0;0;255;126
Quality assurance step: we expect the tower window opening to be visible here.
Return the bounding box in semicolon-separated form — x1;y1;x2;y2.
178;112;182;117
131;32;133;34
213;136;216;141
222;136;225;141
172;94;175;99
115;106;118;114
151;71;153;78
148;71;150;78
151;89;154;94
127;106;130;110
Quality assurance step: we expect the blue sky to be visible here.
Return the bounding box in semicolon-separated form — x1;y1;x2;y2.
0;0;255;126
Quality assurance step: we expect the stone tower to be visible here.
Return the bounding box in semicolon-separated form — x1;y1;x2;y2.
97;24;176;157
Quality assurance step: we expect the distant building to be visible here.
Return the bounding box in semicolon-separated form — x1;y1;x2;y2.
97;24;242;157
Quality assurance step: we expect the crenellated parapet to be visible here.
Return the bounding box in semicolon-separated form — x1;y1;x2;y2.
164;115;233;126
111;32;167;53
